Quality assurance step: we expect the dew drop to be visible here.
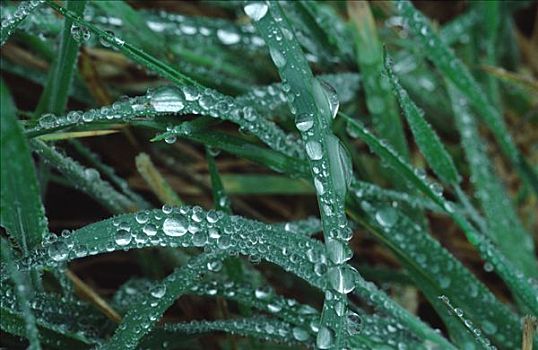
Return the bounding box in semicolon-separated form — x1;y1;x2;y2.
327;265;356;294
326;238;352;264
115;229;132;246
162;215;188;237
142;223;157;237
150;285;166;299
375;207;398;228
216;28;240;45
295;113;314;132
269;47;286;68
150;86;185;113
292;327;310;341
244;2;268;22
306;141;322;160
316;326;334;349
48;241;68;262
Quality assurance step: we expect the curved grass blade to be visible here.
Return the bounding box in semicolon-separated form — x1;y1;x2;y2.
384;53;460;185
44;0;200;88
344;113;538;316
447;83;537;277
29;84;305;159
1;80;48;253
103;252;226;349
5;204;453;348
351;199;521;348
235;73;361;118
396;0;538;195
1;239;41;349
348;1;410;162
160;317;313;347
70;140;151;210
31;140;135;213
250;3;355;347
33;0;87;118
0;0;44;46
438;296;497;350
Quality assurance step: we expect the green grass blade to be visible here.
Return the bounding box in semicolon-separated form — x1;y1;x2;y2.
70;140;151;210
1;239;41;349
438;296;497;350
135;152;182;206
351;199;521;348
31;140;135;213
384;53;460;185
44;0;200;88
396;0;538;195
29;84;305;159
348;1;410;162
344;113;538;316
250;3;354;347
34;0;87;118
103;252;226;349
0;0;44;46
1;80;48;252
447;83;537;277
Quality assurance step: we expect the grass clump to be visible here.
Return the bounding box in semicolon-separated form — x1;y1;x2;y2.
1;1;537;349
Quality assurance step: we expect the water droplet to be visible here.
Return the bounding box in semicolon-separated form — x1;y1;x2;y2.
316;326;334;349
39;113;56;128
207;260;222;272
320;80;339;119
150;86;185;113
295;113;314;132
217;29;240;45
135;211;149;224
162;215;188;237
269;47;286;68
150;285;166;298
254;286;271;300
326;238;352;264
326;135;352;199
142;224;157;236
306;141;322;160
70;24;91;43
346;311;363;335
182;86;199;101
115;229;132;246
327;265;356;294
48;241;68;262
375;207;398;228
244;2;268;22
292;327;310;341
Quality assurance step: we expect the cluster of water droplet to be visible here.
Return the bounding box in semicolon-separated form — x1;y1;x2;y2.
0;0;44;46
438;295;498;350
33;143;133;213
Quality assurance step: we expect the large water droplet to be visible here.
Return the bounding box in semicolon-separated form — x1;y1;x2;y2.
150;285;166;298
295;113;314;132
269;47;286;68
150;86;185;113
48;241;68;262
244;2;268;21
316;326;334;349
217;29;240;45
326;238;352;264
115;229;132;246
327;265;356;294
320;80;339;119
306;141;322;160
375;207;398;228
292;327;310;341
346;311;363;335
326;135;352;199
162;215;188;237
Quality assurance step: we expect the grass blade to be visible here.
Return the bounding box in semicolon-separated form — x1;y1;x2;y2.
447;83;537;277
135;153;182;206
0;0;44;46
384;53;460;186
1;238;41;349
1;80;48;252
250;3;355;347
34;0;87;118
396;0;538;195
